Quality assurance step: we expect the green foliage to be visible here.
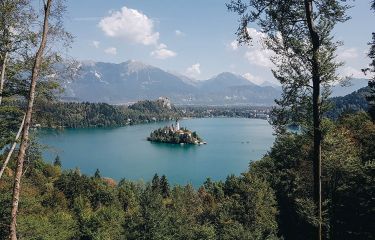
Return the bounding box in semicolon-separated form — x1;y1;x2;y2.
148;126;203;144
94;169;101;179
18;212;77;240
0;103;23;149
227;0;351;132
367;80;375;121
327;87;369;119
362;2;375;121
1;112;373;239
53;155;62;167
250;112;375;239
33;99;182;128
129;99;176;115
160;175;170;198
1;157;279;240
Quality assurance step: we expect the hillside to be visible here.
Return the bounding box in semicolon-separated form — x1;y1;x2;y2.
327;86;369;119
331;78;369;97
34;98;182;128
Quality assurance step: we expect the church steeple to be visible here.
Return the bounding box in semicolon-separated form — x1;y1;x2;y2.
176;120;180;131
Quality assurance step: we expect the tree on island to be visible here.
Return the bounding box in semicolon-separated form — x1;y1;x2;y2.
94;169;101;179
54;155;62;167
148;125;203;144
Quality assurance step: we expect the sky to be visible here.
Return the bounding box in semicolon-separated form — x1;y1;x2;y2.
62;0;375;84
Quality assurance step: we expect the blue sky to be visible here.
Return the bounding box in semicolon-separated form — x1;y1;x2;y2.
63;0;375;83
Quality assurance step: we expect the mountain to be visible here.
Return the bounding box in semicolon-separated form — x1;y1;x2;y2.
260;81;281;88
327;86;369;119
331;78;369;97
61;60;196;103
199;72;255;91
189;73;280;105
61;60;281;105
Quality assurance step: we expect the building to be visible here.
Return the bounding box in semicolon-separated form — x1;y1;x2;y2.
176;120;180;131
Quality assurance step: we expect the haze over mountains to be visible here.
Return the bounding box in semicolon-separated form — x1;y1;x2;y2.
61;60;369;105
61;60;281;105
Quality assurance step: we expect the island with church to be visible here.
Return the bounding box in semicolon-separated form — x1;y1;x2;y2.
147;120;206;145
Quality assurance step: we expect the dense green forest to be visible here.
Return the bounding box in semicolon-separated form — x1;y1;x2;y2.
33;99;182;128
327;87;369;119
1;0;375;239
0;112;374;239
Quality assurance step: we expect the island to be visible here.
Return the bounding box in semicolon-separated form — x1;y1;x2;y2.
147;121;206;145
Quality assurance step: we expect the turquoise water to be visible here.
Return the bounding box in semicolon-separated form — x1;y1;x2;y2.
37;118;275;186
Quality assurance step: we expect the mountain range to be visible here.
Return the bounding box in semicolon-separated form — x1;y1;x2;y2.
60;60;369;105
60;60;280;105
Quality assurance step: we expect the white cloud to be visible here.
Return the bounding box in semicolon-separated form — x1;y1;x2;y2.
244;49;274;68
91;40;100;48
175;30;185;37
185;63;201;78
338;48;359;61
242;73;264;85
229;40;238;50
242;28;274;68
151;44;177;59
104;47;117;55
340;66;366;79
246;27;267;39
228;28;274;68
98;6;159;46
99;6;177;59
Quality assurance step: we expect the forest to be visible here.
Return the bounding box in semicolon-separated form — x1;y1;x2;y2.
0;111;374;239
0;0;374;239
327;87;370;119
32;99;182;128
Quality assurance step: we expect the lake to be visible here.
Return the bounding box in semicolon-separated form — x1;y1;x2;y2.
37;118;275;186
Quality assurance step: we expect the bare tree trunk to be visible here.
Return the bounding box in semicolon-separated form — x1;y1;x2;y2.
8;1;51;239
0;115;25;180
0;51;8;105
304;1;322;240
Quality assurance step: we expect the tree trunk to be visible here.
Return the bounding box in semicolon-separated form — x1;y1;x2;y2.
0;51;8;105
0;115;25;180
304;1;322;240
8;1;51;239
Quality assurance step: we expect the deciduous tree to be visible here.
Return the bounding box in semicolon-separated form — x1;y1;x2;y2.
227;1;352;239
9;1;52;238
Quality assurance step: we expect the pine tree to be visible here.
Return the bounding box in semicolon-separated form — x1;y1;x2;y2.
160;175;170;198
54;155;62;167
94;169;101;179
151;173;160;193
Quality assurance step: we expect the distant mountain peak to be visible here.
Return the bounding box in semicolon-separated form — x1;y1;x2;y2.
122;60;152;73
215;72;241;78
81;60;96;66
205;72;255;87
